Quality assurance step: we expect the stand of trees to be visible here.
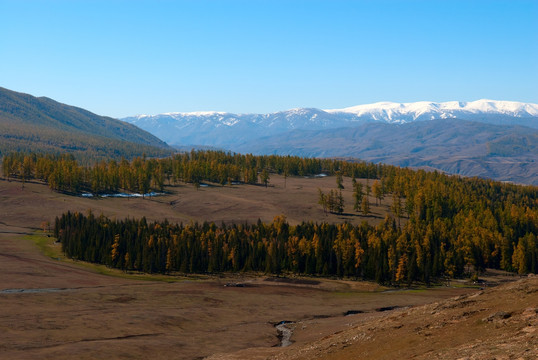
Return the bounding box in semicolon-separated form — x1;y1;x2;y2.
55;197;537;284
2;153;163;194
2;151;383;194
318;189;344;215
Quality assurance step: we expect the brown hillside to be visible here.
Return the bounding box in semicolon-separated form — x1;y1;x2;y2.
266;275;538;360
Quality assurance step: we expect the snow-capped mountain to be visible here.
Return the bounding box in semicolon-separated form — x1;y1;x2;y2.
121;100;538;148
326;100;538;123
121;100;538;185
122;108;361;147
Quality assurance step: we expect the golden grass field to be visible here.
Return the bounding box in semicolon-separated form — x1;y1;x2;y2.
1;176;534;360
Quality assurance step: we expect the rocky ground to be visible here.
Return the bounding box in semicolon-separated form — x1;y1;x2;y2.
265;275;538;360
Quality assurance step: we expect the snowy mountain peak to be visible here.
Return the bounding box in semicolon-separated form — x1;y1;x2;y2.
163;111;229;117
326;99;538;119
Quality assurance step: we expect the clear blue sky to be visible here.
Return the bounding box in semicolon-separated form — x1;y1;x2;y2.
1;0;536;118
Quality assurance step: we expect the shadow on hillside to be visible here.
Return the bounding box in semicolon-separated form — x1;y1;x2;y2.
332;212;382;219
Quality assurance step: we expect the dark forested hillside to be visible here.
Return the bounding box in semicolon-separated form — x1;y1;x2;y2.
25;149;536;283
0;87;172;161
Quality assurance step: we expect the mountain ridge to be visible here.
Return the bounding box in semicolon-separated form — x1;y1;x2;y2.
130;99;538;119
0;87;172;161
123;99;538;149
235;119;538;185
326;99;538;120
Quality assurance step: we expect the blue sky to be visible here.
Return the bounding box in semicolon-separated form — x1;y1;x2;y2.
1;0;537;118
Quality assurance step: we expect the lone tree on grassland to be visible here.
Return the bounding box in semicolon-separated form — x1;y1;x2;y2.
318;188;328;215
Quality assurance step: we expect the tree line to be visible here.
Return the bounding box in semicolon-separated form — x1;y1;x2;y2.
2;151;383;193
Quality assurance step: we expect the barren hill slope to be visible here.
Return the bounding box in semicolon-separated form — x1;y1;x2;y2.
272;275;538;360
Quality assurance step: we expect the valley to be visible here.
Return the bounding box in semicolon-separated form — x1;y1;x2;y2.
1;138;537;359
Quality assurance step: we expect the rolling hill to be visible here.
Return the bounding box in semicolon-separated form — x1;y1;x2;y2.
0;87;172;161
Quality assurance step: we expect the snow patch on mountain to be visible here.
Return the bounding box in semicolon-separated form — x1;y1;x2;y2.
326;99;538;121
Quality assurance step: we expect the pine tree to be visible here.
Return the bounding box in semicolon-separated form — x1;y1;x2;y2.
353;182;363;212
361;196;370;216
392;193;403;228
337;190;344;214
318;188;328;215
372;180;383;205
111;234;121;265
395;253;407;283
260;168;270;187
336;171;344;189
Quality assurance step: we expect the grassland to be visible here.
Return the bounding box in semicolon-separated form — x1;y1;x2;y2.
0;174;398;228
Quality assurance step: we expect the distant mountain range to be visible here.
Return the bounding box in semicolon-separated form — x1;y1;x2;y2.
123;100;538;149
236;119;538;185
123;100;538;185
0;87;171;161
